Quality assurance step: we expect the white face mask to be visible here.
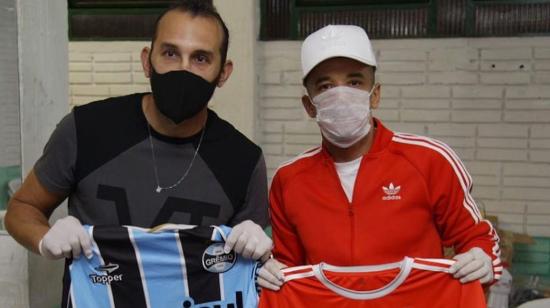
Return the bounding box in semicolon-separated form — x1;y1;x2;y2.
311;86;374;148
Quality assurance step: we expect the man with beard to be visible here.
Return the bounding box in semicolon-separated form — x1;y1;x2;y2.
5;1;271;306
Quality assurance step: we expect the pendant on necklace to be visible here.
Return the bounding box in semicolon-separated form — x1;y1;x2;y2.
156;186;162;193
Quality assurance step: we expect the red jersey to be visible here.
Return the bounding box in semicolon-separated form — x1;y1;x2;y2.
259;257;486;308
270;119;502;281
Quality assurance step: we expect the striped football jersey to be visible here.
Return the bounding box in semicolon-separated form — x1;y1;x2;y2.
69;225;258;308
259;257;486;308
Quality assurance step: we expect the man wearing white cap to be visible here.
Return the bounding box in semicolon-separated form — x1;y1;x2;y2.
257;25;501;292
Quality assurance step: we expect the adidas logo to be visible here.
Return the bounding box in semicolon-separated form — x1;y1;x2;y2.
382;182;401;201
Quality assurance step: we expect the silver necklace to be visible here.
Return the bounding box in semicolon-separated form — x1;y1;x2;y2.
147;124;206;193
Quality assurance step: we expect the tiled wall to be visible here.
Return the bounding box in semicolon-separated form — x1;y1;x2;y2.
69;42;150;107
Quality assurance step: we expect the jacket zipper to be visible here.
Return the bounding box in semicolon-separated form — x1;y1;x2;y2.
326;156;357;264
349;203;355;264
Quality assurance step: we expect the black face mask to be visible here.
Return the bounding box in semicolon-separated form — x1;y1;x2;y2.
150;68;216;124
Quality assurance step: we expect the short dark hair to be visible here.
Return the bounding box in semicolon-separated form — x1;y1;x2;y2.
151;0;230;67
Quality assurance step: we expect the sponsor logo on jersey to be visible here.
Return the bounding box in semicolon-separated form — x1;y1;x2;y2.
202;243;236;273
89;263;123;285
181;291;244;308
95;263;119;274
382;182;401;200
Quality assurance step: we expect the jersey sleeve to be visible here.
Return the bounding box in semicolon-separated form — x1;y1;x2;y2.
270;172;306;267
228;154;269;228
429;144;502;282
34;112;77;194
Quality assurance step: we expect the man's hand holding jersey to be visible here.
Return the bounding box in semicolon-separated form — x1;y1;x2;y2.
257;246;494;291
257;258;287;291
224;220;273;260
39;216;92;260
449;247;493;284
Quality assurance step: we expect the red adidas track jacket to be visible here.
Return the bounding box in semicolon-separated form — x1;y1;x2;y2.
270;119;502;282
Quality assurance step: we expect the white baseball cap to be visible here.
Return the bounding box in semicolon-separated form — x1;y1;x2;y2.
301;25;377;80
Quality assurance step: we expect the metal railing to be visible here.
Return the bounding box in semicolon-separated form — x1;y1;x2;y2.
68;0;212;40
67;0;550;40
260;0;550;40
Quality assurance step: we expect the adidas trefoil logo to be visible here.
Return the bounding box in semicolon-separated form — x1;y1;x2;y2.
382;182;401;201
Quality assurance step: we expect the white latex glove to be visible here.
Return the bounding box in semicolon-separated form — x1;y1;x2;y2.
38;216;92;260
224;220;273;260
257;258;287;291
449;247;493;284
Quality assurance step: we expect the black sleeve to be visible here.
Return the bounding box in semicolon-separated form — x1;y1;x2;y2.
34;112;77;194
228;154;269;228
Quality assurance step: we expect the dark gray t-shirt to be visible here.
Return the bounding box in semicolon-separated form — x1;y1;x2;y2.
34;93;269;228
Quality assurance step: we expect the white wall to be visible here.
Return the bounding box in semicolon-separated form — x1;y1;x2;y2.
0;234;28;308
18;0;69;307
212;0;260;141
0;1;20;167
0;3;26;307
258;38;550;237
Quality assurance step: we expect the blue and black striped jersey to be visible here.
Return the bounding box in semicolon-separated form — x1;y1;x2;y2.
68;225;258;308
33;93;269;307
